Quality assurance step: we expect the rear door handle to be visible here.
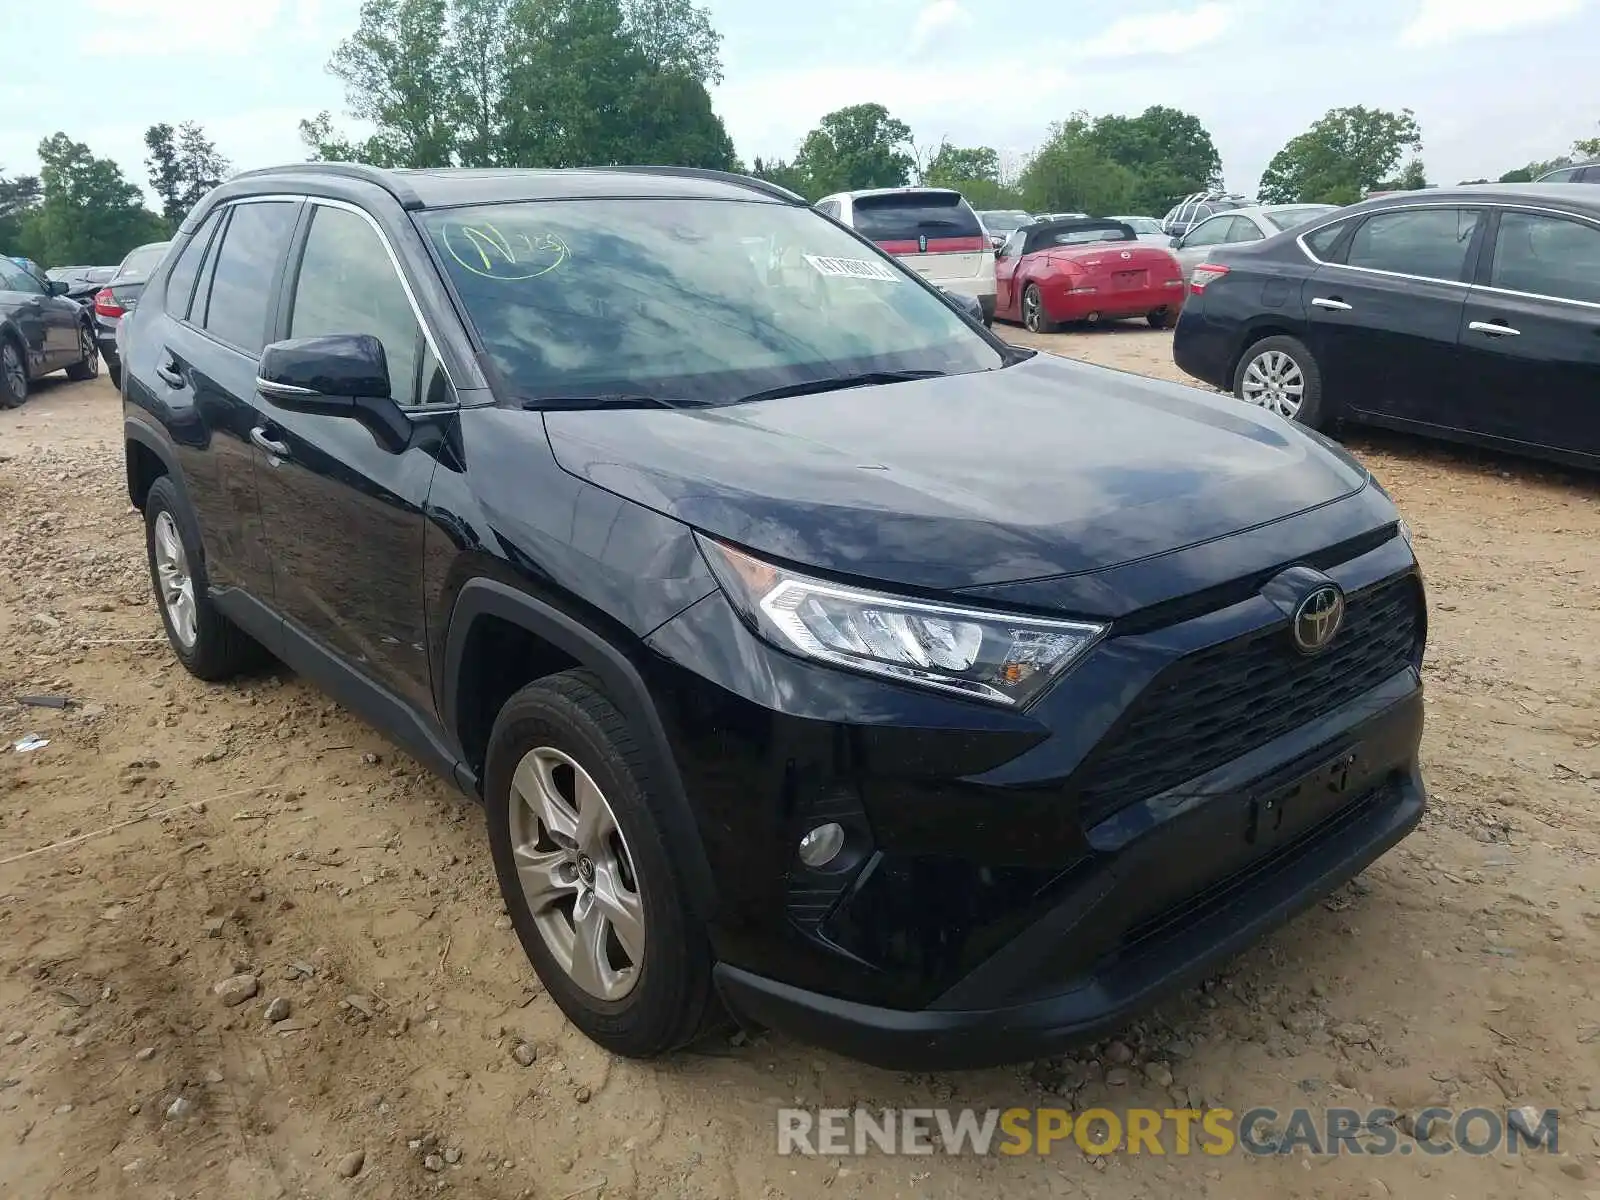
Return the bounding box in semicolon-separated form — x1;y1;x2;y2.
153;349;186;389
1311;297;1353;311
250;426;290;459
1468;320;1521;337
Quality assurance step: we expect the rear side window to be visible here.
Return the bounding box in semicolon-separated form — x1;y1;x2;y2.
164;213;221;320
815;200;841;219
1489;212;1600;304
1538;166;1579;183
199;201;299;354
1225;216;1264;242
850;193;982;242
1182;215;1236;248
1345;208;1480;281
288;205;423;406
1302;220;1348;259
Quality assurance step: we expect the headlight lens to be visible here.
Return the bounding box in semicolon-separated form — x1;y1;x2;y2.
698;536;1105;706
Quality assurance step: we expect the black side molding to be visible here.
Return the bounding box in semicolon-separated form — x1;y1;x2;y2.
440;579;717;918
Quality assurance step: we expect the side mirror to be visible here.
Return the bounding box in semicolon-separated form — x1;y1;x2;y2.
256;334;410;452
47;279;71;297
1169;236;1183;249
257;334;390;409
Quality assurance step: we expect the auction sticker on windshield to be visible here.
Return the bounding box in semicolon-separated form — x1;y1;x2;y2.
804;255;899;282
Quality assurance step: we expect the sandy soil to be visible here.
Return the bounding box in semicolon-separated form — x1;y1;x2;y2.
2;334;1599;1200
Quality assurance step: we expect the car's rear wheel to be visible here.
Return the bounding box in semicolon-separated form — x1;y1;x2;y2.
65;324;99;382
143;476;268;680
106;357;122;391
485;670;715;1058
1233;334;1327;428
1022;284;1055;334
0;338;27;408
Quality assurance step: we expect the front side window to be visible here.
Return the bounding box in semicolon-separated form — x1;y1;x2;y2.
421;198;1004;404
1489;212;1600;304
2;261;44;294
289;205;423;405
200;202;298;353
1537;166;1579;183
1345;208;1480;280
1183;216;1236;248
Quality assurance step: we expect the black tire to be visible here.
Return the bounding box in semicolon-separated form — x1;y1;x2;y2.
106;358;122;391
143;476;268;681
64;323;99;382
0;335;27;409
1147;308;1174;330
1022;284;1056;334
485;669;715;1058
1231;334;1328;429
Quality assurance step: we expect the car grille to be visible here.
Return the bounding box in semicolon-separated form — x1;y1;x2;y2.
1074;572;1422;827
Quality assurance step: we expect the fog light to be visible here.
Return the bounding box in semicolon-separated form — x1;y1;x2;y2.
797;822;845;868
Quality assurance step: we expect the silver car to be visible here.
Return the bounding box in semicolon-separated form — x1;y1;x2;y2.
1107;215;1171;244
1168;204;1339;281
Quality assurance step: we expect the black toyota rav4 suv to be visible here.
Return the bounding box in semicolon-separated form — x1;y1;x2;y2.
121;163;1426;1070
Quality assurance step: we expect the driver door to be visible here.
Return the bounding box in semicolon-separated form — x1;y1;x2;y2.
995;231;1025;316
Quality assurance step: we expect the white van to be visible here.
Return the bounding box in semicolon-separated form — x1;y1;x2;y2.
814;188;996;323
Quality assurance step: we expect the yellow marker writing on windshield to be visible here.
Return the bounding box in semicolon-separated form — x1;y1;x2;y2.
443;223;570;280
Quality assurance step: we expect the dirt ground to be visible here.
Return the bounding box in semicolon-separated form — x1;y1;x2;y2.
2;329;1598;1200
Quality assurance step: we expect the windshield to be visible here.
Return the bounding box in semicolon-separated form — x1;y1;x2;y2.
422;199;1004;404
979;210;1030;233
1116;217;1163;235
1262;205;1338;232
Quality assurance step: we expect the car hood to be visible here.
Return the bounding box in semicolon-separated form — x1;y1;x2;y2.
543;353;1369;599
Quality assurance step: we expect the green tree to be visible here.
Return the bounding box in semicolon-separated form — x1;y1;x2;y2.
1258;106;1423;204
1498;166;1536;183
1376;158;1428;192
793;104;913;196
24;134;167;266
1573;121;1600;159
749;156;810;198
147;122;232;226
620;0;722;83
1018;118;1138;215
1081;105;1222;214
924;143;1000;187
0;168;42;254
317;0;457;166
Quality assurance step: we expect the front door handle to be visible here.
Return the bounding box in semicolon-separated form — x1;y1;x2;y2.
1468;320;1521;337
1311;297;1353;311
250;426;290;458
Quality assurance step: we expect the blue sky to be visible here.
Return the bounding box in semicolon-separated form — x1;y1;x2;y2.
1;0;1596;207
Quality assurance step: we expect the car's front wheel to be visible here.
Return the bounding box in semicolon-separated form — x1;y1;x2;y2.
65;324;99;382
485;670;715;1058
1232;334;1327;428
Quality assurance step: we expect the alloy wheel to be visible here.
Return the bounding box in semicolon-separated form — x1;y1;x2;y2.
1023;289;1042;332
79;327;98;375
1240;350;1305;418
2;343;24;401
509;746;645;1001
153;510;198;648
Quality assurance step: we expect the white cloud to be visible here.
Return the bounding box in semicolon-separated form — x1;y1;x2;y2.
1398;0;1586;46
908;0;971;52
1077;3;1236;58
83;0;331;56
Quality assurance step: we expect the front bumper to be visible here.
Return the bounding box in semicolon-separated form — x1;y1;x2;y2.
643;528;1426;1068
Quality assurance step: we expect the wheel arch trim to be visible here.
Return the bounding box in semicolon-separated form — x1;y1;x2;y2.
441;578;718;917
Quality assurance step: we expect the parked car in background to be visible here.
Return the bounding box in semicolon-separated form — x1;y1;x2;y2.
47;265;117;308
1161;192;1251;238
0;256;101;406
121;162;1427;1070
1042;211;1089;221
1107;215;1171;244
975;208;1036;249
7;255;44;278
96;241;171;388
1535;159;1599;183
816;187;996;322
995;218;1186;332
1172;184;1600;468
1170;204;1339;281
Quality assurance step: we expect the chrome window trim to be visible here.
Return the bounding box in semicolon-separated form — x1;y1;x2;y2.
1293;200;1600;308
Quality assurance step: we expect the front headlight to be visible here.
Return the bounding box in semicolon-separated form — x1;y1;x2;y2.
698;536;1105;707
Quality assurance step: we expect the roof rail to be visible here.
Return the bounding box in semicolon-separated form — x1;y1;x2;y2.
227;162;426;210
602;165;808;205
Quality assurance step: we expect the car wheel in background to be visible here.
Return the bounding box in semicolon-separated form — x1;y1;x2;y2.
1022;284;1055;334
65;324;100;382
143;476;268;680
485;669;716;1058
1233;334;1326;429
105;357;122;390
0;337;27;408
1147;308;1174;330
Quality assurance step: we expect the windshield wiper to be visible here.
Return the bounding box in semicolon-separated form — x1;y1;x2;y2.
735;370;947;405
519;393;708;412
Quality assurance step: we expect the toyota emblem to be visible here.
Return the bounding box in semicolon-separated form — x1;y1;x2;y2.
1292;585;1345;654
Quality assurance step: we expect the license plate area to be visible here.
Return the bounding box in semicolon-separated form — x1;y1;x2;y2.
1244;746;1361;847
1111;270;1148;291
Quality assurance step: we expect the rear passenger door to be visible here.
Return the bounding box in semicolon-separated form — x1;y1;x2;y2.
251;199;449;715
149;199;300;605
1302;206;1482;430
1455;208;1600;459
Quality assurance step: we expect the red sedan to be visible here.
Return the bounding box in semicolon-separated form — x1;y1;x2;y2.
995;218;1187;332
